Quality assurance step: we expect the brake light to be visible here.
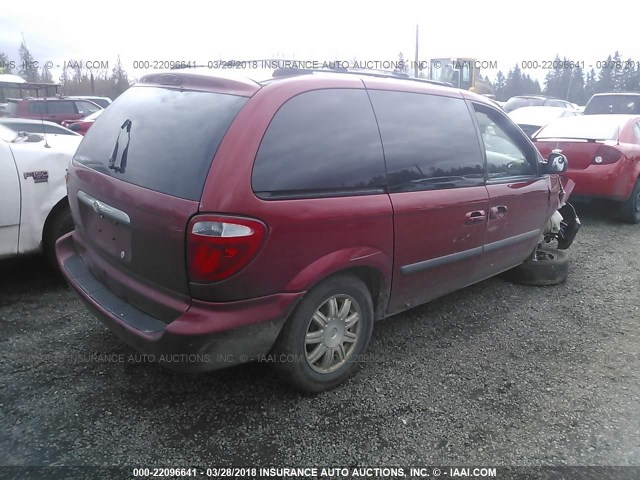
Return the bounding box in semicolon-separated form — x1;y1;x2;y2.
187;215;266;283
593;145;622;165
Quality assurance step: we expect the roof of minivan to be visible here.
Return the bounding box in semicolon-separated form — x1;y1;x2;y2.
138;68;496;107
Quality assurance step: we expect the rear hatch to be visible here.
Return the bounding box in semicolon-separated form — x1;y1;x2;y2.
67;82;250;321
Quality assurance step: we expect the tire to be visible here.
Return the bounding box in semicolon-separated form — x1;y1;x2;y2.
43;206;74;270
501;246;569;286
620;178;640;224
271;274;374;393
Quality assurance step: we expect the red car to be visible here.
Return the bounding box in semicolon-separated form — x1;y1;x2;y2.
5;97;101;124
62;109;103;135
534;114;640;223
56;68;577;392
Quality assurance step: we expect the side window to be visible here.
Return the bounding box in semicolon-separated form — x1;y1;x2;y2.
368;90;484;192
52;101;78;114
252;89;386;198
28;102;46;114
634;123;640;143
473;104;537;179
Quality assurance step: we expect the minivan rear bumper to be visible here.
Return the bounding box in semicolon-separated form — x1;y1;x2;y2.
56;232;302;372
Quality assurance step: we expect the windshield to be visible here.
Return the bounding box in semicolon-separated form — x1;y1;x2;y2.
74;86;248;200
584;95;640;115
504;97;545;113
535;115;624;141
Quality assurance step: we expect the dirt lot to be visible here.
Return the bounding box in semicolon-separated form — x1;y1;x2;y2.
1;201;639;469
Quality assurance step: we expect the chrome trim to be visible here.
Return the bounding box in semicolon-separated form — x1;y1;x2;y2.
77;190;131;225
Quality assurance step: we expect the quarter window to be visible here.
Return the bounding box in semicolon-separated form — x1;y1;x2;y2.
252;89;386;198
368;90;484;192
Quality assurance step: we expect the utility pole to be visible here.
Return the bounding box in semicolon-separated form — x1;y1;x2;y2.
414;24;419;77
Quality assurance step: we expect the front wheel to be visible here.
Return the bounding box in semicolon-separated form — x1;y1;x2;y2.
501;246;569;286
620;178;640;224
271;274;374;393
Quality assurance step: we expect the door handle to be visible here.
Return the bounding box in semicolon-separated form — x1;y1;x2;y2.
465;210;486;225
489;205;508;220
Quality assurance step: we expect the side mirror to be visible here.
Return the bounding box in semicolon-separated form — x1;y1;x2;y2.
546;150;568;174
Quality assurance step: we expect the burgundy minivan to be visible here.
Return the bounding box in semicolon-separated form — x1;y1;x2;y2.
57;68;578;392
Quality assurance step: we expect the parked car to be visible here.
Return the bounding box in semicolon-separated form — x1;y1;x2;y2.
0;123;81;265
533;114;640;223
0;117;81;136
56;68;578;392
508;106;581;137
4;97;102;124
584;92;640;115
68;95;112;109
503;95;575;113
62;109;103;135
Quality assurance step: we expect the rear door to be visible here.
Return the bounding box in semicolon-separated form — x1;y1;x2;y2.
471;102;550;277
367;89;488;314
67;85;248;320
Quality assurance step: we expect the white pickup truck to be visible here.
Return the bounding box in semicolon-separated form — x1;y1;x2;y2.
0;121;82;265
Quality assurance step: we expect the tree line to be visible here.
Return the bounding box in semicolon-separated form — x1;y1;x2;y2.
489;52;640;104
0;42;130;100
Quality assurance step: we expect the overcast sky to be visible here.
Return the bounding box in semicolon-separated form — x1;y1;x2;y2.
1;0;638;84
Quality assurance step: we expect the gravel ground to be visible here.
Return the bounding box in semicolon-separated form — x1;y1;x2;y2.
0;200;639;470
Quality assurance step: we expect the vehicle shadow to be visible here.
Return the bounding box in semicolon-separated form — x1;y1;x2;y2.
0;255;66;302
571;198;627;225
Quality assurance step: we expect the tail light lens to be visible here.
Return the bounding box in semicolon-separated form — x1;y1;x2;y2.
187;215;266;283
593;145;622;165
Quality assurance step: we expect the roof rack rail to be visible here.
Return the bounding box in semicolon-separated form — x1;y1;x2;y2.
272;66;453;87
169;60;453;88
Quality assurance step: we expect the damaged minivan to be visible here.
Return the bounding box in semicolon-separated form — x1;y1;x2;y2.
56;67;580;392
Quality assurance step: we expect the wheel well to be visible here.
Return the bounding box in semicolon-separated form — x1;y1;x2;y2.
332;266;387;321
42;197;70;244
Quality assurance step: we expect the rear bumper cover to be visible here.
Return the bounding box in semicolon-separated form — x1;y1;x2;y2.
565;164;632;201
56;232;303;372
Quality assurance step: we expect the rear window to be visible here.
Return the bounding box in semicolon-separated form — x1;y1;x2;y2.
535;116;624;141
584;95;640;115
74;87;247;200
504;97;544;112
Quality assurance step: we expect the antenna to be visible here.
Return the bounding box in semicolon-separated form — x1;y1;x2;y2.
35;87;50;148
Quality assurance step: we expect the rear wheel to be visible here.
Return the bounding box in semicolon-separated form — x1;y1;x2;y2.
620;178;640;224
272;274;374;393
43;205;74;270
501;246;569;286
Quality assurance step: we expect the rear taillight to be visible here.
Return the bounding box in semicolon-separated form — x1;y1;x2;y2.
593;145;622;165
187;215;266;283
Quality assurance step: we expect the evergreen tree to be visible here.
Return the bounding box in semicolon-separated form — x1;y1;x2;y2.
18;41;39;82
596;55;614;93
494;71;506;100
40;64;53;83
585;68;597;98
111;55;130;97
0;52;12;74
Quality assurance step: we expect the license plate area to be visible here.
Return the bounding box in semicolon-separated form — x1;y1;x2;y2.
77;191;132;262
